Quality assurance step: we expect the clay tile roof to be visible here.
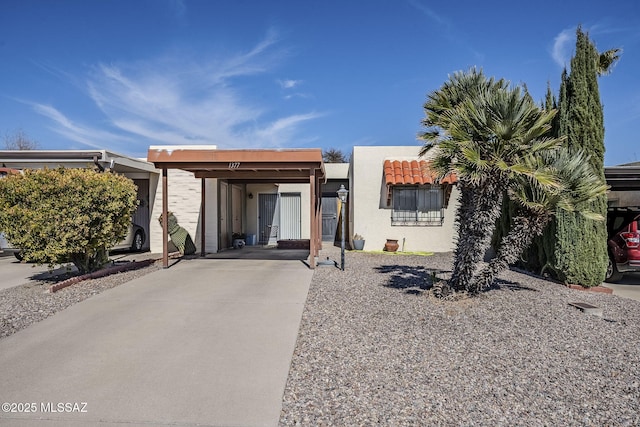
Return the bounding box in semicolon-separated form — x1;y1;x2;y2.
383;159;457;185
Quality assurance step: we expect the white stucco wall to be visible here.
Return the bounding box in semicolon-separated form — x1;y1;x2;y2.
149;169;218;254
324;163;349;180
350;146;459;253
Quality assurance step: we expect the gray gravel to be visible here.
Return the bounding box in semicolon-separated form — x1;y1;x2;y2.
0;262;160;340
280;246;640;426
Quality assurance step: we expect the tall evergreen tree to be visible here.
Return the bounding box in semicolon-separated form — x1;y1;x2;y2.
543;27;615;286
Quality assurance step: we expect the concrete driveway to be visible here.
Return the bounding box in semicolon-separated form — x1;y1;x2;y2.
0;251;161;291
0;254;76;291
602;272;640;302
0;258;312;426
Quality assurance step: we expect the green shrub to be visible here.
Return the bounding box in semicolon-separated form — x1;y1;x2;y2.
0;167;138;273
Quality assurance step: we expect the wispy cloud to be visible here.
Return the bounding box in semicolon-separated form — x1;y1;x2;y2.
252;112;325;147
30;29;322;153
406;0;484;62
29;103;134;150
406;0;448;27
278;79;302;89
551;27;575;68
277;78;312;100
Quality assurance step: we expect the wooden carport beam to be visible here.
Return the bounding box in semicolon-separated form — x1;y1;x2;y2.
309;168;316;269
193;170;312;179
162;167;169;268
316;174;323;252
201;178;206;257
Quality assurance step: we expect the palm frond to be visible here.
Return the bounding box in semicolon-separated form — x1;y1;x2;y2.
597;48;622;76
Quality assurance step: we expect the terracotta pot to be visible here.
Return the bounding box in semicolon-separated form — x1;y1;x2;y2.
384;239;399;252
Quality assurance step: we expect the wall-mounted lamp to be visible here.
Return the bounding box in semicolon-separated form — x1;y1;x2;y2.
248;193;254;199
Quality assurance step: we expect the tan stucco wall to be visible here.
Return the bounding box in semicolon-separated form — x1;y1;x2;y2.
350;146;459;253
149;169;218;254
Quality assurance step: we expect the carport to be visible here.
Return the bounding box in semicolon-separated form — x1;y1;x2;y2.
0;150;159;251
605;163;640;191
147;147;326;269
606;162;640;208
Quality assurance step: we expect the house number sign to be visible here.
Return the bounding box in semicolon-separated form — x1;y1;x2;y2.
228;162;241;169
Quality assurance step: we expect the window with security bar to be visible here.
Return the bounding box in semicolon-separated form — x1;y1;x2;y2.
391;185;444;225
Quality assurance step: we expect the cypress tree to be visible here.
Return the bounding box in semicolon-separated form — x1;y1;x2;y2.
549;27;609;286
494;28;618;284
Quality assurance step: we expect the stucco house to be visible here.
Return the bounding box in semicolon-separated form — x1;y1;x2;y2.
4;146;639;270
1;145;463;266
347;146;459;253
144;144;460;266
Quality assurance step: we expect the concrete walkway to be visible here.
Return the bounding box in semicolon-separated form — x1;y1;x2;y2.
602;272;640;302
0;258;312;426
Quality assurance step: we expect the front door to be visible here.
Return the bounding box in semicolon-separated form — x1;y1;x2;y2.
258;193;279;245
231;184;243;235
279;193;301;239
219;181;229;249
322;196;338;241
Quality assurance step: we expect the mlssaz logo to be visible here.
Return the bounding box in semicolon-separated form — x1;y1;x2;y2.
40;402;88;413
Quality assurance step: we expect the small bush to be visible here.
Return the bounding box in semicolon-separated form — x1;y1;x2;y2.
0;167;138;273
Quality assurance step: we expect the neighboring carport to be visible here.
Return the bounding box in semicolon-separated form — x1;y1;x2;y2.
147;147;326;269
605;162;640;192
605;162;640;208
0;150;159;251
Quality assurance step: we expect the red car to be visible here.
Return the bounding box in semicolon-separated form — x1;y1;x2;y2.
606;207;640;282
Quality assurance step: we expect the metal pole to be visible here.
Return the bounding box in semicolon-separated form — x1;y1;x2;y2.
341;198;345;271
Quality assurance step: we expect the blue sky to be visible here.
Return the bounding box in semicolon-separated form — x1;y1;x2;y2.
1;0;638;165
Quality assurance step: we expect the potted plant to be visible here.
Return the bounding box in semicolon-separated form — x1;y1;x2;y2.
352;233;365;250
384;238;399;252
232;232;246;249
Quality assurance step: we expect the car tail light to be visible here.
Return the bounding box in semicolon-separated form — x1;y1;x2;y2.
621;232;640;248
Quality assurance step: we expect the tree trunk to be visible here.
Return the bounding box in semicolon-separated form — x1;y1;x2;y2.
471;213;551;292
450;179;506;292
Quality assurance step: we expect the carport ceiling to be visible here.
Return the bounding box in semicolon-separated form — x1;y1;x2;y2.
605;164;640;191
147;148;326;183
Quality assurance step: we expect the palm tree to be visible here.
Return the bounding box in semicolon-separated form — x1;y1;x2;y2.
597;48;621;76
470;148;608;292
420;68;563;295
420;68;509;291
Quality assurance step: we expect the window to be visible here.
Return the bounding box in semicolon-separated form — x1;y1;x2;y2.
391;185;444;225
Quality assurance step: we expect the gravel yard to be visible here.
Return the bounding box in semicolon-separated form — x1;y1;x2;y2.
2;248;639;425
280;246;640;426
0;262;160;339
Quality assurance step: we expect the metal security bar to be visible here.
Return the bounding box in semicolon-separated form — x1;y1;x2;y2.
391;185;444;226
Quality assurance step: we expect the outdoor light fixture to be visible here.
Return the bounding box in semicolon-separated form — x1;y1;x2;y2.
337;184;348;271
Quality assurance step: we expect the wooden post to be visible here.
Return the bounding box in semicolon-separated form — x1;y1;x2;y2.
201;178;206;257
162;167;169;268
309;169;316;268
316;174;322;252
